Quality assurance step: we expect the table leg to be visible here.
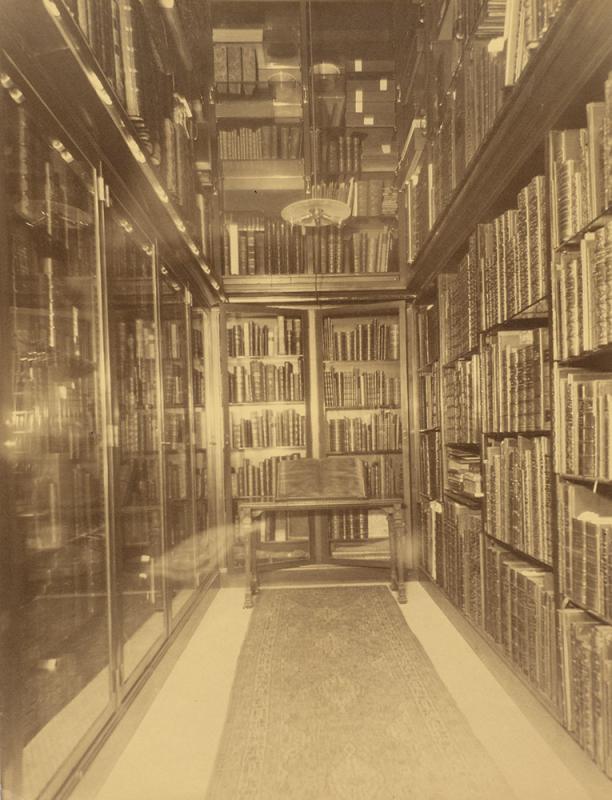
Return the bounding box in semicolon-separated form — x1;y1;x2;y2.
386;507;398;592
393;505;407;604
242;507;254;609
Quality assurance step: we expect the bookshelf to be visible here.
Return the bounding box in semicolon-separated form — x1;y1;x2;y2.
222;305;311;568
0;82;114;799
408;8;612;776
401;0;612;296
209;0;403;297
0;44;221;797
318;305;408;563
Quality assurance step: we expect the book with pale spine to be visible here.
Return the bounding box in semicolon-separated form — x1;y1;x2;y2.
276;457;366;500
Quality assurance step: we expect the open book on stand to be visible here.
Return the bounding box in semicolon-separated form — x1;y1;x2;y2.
275;456;366;500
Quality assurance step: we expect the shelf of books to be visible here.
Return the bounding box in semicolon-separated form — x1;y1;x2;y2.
0;0;222;306
320;307;406;564
0;79;115;799
401;0;612;296
550;71;612;777
222;306;311;568
159;274;199;620
411;59;612;776
190;306;216;587
106;208;168;680
211;0;404;297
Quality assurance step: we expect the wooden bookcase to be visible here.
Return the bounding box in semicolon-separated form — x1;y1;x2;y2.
220;300;413;571
406;0;612;777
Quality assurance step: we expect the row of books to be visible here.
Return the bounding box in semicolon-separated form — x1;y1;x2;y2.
218;125;303;161
163;366;185;407
485;436;553;564
316;132;364;177
418;369;439;430
223;217;397;276
419;499;443;581
166;461;187;502
327;411;402;454
226;317;303;357
213;44;259;96
446;447;483;499
556;370;612;481
230;453;302;499
553;222;612;360
362;456;403;499
550;79;612;249
479;175;548;329
484;541;557;703
420;431;441;499
463;37;505;168
162;321;184;360
163;415;187;450
442;357;481;444
162;112;197;215
323;319;400;362
231;409;306;450
109;225;153;279
228;361;304;404
323;368;401;410
558;609;612;777
351;178;399;218
193;368;205;407
329;511;371;542
481;328;551;433
441;243;481;363
416;303;440;368
503;0;564;87
403;157;430;264
439;500;483;626
558;481;612;622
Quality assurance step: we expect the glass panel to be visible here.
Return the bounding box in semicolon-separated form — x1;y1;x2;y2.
159;275;196;617
105;208;165;680
1;85;111;797
191;307;216;582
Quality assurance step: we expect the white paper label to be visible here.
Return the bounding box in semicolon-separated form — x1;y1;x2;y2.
364;116;374;126
380;78;388;91
354;59;362;72
355;89;363;113
382;144;391;154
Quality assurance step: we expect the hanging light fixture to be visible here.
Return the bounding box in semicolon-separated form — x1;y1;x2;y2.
280;1;351;229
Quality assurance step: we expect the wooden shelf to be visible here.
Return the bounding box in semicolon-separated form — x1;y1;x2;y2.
405;0;612;296
484;532;553;571
222;272;406;298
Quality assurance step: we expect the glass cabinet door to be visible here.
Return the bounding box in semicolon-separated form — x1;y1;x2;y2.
0;78;112;798
191;306;215;583
159;273;197;617
105;208;166;681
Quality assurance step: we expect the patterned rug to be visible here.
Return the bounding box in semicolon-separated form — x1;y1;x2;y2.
206;586;516;800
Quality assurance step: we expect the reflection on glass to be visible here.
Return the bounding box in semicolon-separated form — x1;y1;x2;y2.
106;210;165;679
160;275;196;617
191;307;215;583
2;90;111;797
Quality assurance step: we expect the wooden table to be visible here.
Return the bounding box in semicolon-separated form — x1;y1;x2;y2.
238;498;407;608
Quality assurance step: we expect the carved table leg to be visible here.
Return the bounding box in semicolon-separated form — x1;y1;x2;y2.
393;505;407;604
242;507;254;609
386;507;398;592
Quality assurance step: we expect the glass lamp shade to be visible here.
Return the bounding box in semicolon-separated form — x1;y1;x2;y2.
280;197;351;228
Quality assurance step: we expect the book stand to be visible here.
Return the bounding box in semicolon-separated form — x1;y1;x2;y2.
238;497;407;608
